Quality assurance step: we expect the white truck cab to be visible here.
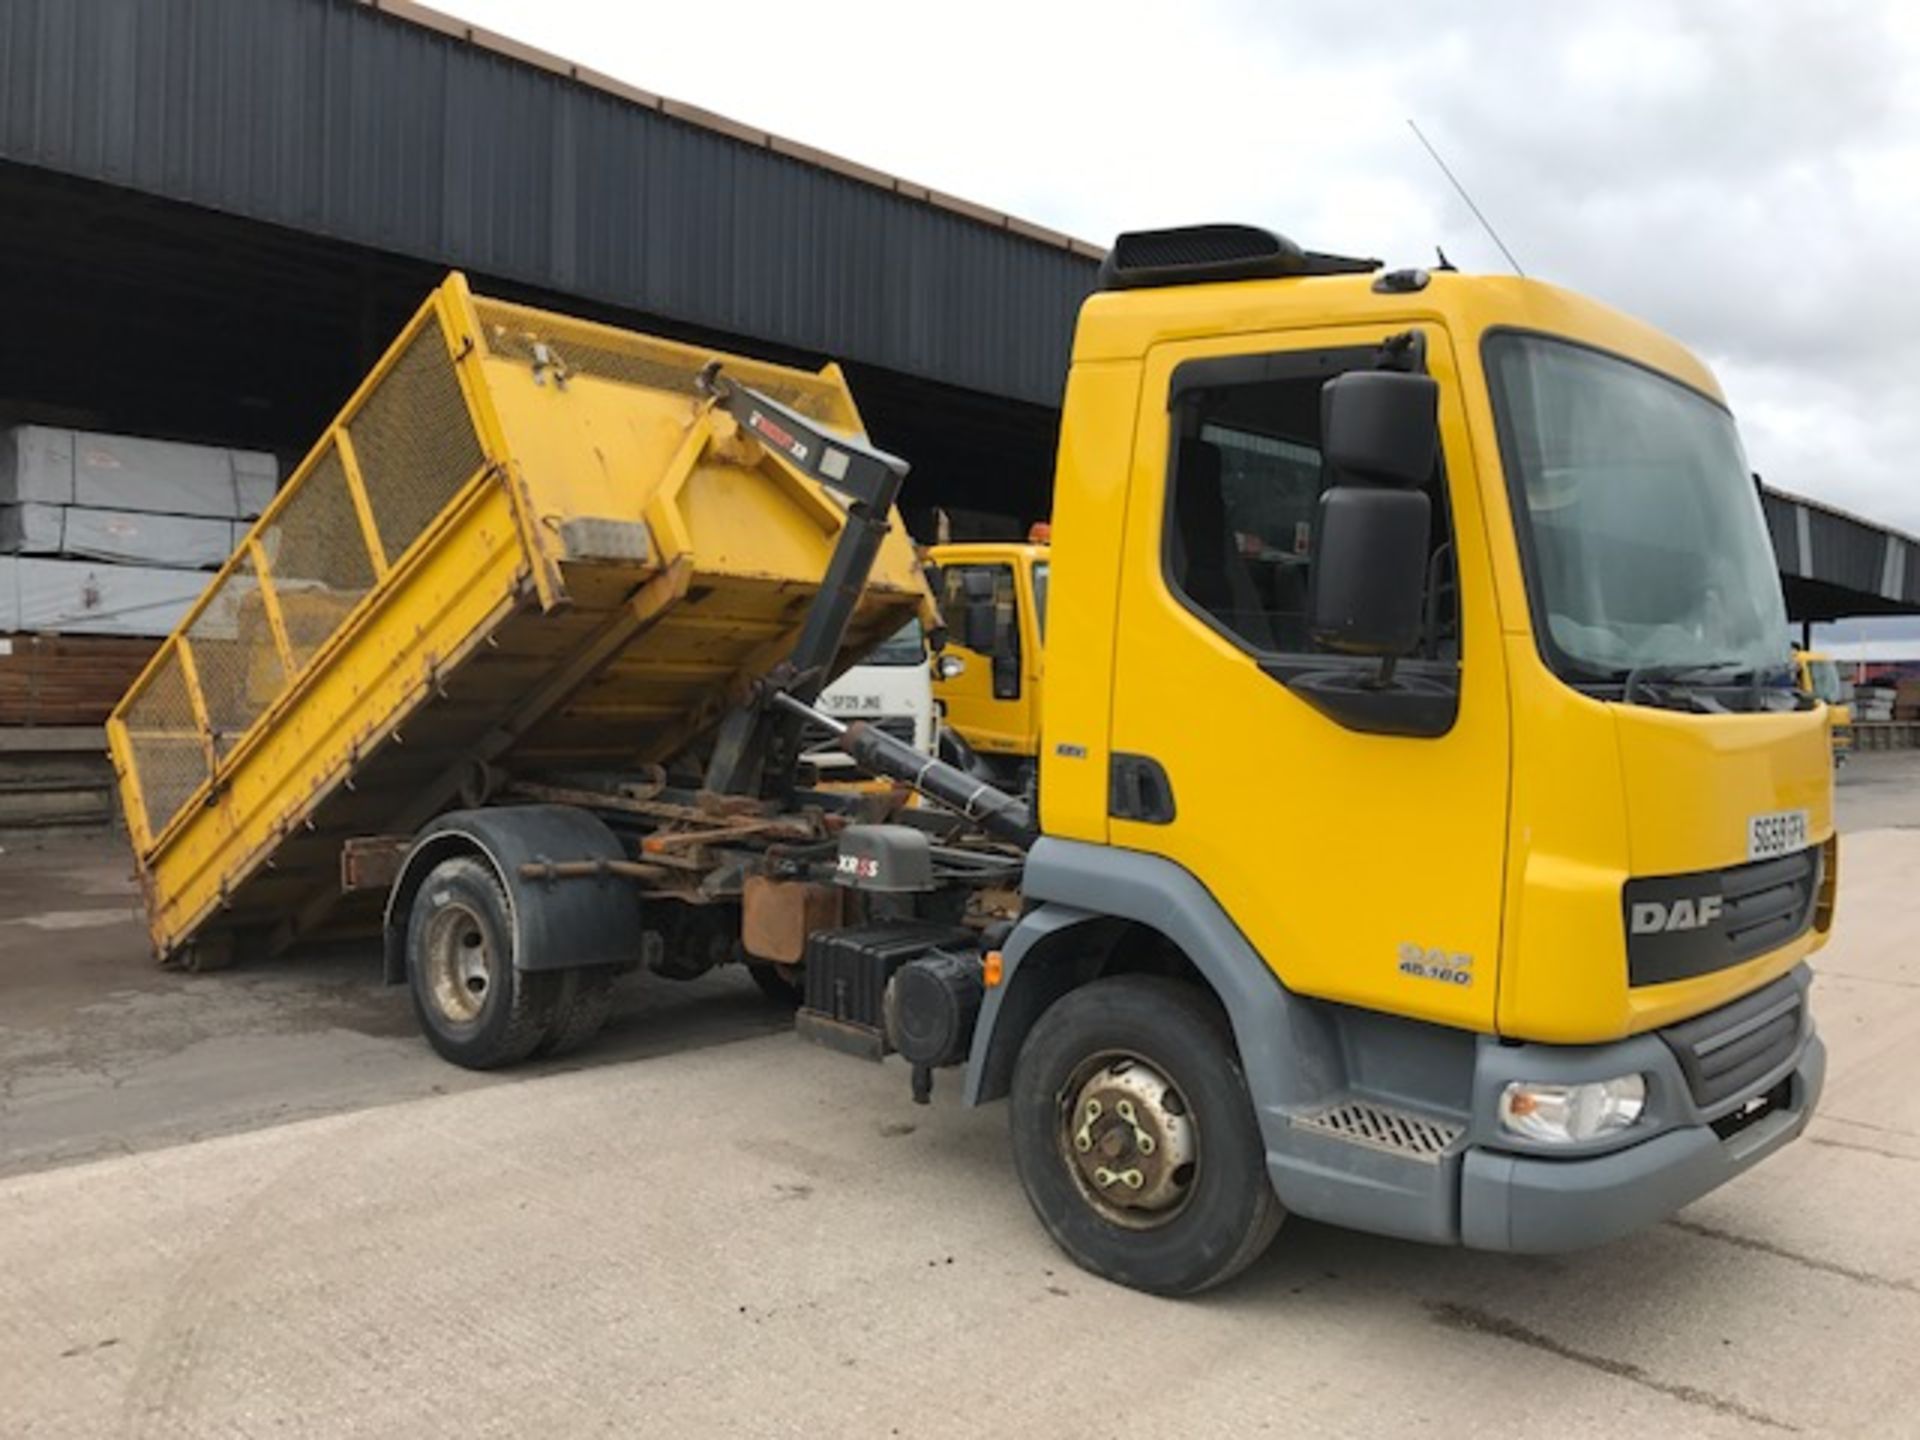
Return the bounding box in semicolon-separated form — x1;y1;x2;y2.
804;619;936;772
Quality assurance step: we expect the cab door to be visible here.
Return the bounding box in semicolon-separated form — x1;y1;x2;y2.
1106;324;1510;1031
935;557;1038;758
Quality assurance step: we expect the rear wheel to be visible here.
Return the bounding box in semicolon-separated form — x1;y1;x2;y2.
174;931;236;973
746;960;805;1009
1009;975;1283;1295
534;966;618;1059
406;856;559;1069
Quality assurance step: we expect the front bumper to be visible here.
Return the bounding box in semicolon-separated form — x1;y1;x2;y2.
1261;965;1823;1251
1458;1029;1824;1251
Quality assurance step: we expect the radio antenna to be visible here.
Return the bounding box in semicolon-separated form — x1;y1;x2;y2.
1406;118;1525;278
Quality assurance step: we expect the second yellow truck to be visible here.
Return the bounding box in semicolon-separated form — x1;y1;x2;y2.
113;224;1831;1295
929;535;1049;786
1794;648;1854;761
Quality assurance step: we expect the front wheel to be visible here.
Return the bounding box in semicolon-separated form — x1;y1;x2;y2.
406;856;560;1069
1008;975;1283;1295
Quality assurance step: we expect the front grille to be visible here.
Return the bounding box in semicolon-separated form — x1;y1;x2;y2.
1624;844;1822;987
1659;972;1806;1109
801;714;918;751
1722;849;1822;960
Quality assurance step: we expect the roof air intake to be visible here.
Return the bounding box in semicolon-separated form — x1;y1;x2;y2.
1097;224;1381;292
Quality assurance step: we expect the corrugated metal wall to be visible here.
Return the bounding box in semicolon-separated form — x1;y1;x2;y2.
0;0;1097;407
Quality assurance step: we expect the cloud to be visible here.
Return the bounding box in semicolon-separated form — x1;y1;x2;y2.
441;0;1920;532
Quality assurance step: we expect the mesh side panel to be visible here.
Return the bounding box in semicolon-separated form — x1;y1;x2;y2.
475;300;846;423
254;448;377;671
350;321;486;565
186;556;287;761
122;650;206;835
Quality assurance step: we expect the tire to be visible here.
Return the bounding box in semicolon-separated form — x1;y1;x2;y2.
746;960;805;1009
1009;974;1283;1295
534;966;618;1059
405;856;560;1069
174;930;235;973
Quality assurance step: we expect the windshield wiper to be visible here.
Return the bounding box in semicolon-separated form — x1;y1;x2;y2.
1613;662;1809;713
1617;662;1749;711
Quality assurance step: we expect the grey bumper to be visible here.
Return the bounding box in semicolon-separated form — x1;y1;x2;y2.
1457;1030;1825;1252
1260;967;1824;1251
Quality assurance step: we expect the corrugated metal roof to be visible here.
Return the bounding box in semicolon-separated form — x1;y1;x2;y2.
0;0;1100;406
1763;484;1920;619
365;1;1108;258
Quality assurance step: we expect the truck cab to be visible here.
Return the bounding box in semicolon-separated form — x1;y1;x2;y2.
804;618;938;777
964;226;1830;1287
928;540;1048;785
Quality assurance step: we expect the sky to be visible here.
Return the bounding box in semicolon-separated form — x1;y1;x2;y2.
440;0;1920;539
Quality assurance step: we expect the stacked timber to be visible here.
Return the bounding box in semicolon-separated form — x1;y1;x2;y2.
1;425;274;643
0;726;118;829
1855;686;1896;724
1895;679;1920;721
1;425;278;826
0;633;160;728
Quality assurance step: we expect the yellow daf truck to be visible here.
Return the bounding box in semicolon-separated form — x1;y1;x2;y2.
114;225;1829;1298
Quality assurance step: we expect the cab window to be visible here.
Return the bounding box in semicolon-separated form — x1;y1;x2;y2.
941;562;1022;698
1164;349;1457;662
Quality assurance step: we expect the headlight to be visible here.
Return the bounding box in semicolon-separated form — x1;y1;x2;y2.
1499;1074;1647;1144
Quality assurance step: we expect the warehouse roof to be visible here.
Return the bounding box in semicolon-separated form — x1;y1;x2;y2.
1762;484;1920;623
0;0;1101;411
362;1;1110;261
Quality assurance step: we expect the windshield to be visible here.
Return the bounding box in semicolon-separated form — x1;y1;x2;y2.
1486;333;1791;685
1031;561;1049;640
864;618;926;667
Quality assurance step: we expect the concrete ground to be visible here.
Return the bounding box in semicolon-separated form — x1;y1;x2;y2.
0;758;1915;1437
1834;745;1920;834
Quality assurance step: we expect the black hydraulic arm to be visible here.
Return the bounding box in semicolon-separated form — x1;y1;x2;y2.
699;364;914;796
769;694;1035;845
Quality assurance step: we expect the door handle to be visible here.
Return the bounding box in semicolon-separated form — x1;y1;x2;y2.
1109;753;1176;824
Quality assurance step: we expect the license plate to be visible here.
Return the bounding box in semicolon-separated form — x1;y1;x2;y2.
1748;809;1809;860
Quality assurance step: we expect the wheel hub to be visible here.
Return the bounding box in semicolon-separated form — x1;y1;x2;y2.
1064;1056;1196;1222
423;900;495;1026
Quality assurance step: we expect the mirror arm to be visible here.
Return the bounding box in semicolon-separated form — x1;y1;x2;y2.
1375;329;1427;374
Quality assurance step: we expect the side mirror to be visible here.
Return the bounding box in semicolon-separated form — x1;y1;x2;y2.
1308;370;1438;659
1288;368;1455;738
1320;368;1440;488
1308;488;1431;658
935;654;967;680
959;572;998;652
